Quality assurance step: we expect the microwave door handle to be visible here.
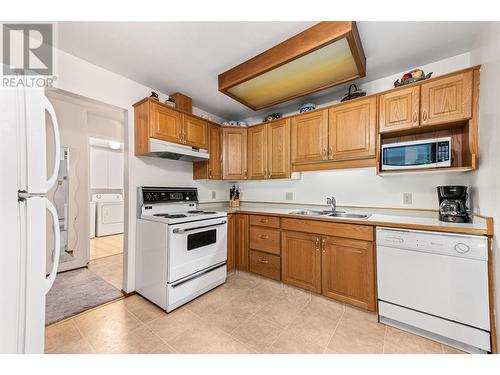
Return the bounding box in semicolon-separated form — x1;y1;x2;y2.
173;221;227;234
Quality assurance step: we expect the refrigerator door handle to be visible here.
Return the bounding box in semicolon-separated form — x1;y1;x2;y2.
43;96;61;192
44;197;60;294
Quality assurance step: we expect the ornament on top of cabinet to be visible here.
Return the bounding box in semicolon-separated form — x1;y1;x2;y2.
164;95;176;107
149;91;159;100
340;83;367;102
263;113;282;122
394;69;433;87
299;102;316;113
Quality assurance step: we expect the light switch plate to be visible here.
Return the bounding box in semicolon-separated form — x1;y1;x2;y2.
403;192;412;205
286;192;293;200
211;191;216;199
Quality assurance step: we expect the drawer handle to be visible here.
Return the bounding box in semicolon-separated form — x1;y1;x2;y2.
259;234;269;239
422;110;428;122
412;111;417;123
260;219;268;223
258;258;269;264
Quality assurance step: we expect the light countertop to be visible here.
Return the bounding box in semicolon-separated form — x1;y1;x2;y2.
200;202;491;236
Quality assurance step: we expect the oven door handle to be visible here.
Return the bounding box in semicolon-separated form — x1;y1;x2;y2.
172;220;227;234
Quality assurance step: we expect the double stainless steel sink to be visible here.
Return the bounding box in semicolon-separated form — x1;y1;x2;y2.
288;209;371;220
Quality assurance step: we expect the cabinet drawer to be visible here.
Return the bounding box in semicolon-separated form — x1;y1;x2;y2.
249;215;280;228
249;226;280;255
249;250;281;281
281;218;374;241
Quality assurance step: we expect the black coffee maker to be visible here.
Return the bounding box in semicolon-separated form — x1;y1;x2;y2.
437;186;470;223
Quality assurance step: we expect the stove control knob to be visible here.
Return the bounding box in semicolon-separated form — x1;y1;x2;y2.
454;243;470;254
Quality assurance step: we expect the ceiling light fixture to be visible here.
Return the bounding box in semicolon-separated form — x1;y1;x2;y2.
218;21;366;111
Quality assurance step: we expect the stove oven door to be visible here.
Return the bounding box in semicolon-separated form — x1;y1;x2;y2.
167;217;227;282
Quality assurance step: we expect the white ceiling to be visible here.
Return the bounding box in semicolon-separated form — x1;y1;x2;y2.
57;21;484;120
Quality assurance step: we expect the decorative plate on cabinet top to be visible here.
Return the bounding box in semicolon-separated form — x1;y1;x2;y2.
394;69;433;87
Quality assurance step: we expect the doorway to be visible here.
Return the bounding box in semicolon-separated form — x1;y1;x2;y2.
44;89;127;325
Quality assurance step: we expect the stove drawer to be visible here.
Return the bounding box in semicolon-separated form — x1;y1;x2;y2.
249;250;281;281
249;226;280;255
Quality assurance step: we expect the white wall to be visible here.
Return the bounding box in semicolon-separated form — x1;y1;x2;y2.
470;22;500;349
53;49;228;292
237;53;474;209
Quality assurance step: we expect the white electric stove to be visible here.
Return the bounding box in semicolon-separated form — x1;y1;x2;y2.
136;187;227;312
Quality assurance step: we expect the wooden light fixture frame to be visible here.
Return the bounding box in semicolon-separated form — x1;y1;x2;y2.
218;21;366;110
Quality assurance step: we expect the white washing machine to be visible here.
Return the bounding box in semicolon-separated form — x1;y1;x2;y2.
93;194;124;237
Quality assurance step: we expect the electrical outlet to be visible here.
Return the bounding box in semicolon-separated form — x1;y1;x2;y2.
403;192;412;205
211;191;216;199
286;192;293;201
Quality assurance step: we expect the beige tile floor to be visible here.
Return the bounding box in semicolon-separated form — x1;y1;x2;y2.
45;271;466;354
90;234;123;260
87;253;123;290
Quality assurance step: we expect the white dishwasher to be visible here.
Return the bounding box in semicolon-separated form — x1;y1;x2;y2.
376;227;491;353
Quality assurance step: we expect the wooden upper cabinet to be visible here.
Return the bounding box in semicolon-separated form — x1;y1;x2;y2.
150;101;183;143
321;236;375;311
267;119;291;179
420;71;473;126
183;114;208;149
222;127;248;180
291;109;329;164
192;124;221;179
379;86;420;133
248;124;268;179
328;97;376;161
207;124;222;179
281;231;322;293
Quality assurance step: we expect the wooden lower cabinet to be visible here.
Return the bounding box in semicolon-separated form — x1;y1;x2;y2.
234;214;249;270
249;250;281;281
281;231;322;293
321;236;376;311
226;214;235;271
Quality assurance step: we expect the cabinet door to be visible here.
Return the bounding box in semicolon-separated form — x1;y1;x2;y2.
207;124;222;179
291;109;328;164
235;214;249;270
222;128;248;180
227;214;235;271
267;119;291;179
149;102;183;143
248;124;268;179
89;147;108;189
183;114;208;149
281;231;322;293
322;236;375;311
328;97;376;161
107;150;124;189
379;86;420;133
421;71;473;126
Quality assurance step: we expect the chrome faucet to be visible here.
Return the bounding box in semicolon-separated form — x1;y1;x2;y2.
326;196;337;211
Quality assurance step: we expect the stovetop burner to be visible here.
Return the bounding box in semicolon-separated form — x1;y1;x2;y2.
187;210;217;214
154;213;187;219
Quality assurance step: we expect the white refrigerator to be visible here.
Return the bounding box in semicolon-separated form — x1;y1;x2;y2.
0;83;61;353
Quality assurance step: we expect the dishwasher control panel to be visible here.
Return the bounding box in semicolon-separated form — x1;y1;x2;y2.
376;228;488;260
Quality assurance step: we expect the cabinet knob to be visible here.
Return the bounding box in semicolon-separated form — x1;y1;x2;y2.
422;110;428;122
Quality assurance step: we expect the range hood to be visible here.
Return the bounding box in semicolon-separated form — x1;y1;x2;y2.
145;139;209;162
